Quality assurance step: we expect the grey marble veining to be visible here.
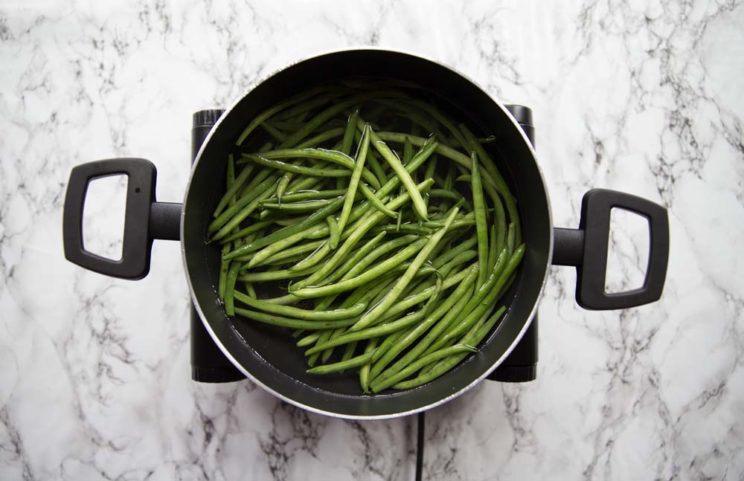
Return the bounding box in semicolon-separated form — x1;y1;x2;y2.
1;0;743;480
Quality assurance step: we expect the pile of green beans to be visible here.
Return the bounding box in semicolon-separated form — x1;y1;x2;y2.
212;83;524;393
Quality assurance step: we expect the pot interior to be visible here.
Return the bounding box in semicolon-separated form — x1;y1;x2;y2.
183;50;551;418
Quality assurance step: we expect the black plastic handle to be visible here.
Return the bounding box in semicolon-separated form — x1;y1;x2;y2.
62;158;181;280
553;189;669;310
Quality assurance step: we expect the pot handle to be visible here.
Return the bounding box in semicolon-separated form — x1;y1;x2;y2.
62;158;181;280
552;189;669;310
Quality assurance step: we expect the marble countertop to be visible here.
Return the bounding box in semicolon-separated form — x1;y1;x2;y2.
1;1;743;479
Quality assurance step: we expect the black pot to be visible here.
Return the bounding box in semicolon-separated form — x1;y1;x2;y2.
63;49;669;419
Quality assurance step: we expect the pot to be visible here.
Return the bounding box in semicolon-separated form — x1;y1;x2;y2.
63;49;669;419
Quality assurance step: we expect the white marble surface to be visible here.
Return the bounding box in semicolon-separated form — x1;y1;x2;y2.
1;0;743;479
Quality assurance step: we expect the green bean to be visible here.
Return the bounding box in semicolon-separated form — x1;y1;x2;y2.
506;222;516;255
279;97;360;148
484;180;506;254
208;169;272;234
307;329;332;367
286;175;322;194
425;219;475;231
374;131;506;199
213;163;254;218
468;306;507;344
238;267;315;282
210;176;278;241
290;238;428;299
444;164;454;191
437;250;478;278
274;92;333;123
340;109;359;155
422;250;507;355
460;306;493;344
261;198;334;212
226;153;236;190
368;127;429;221
256;239;325;267
259;148;381;189
235;308;361;330
471;152;489;286
403;136;413;163
488;224;498;271
322;334;345;364
425;209;472;222
224;262;240;316
394;307;506;390
388;274;475;375
322;232;387;284
326;216;340;249
365;150;388;185
218;244;230;298
405;99;469;149
292;179;434;290
224;196;344;260
221;220;273;244
261;121;288;141
308;296;345;363
368;273;410;309
341;340;358;362
371;344;476;393
338;123;370;236
432;236;477;269
241;154;351;179
365;134;438;201
371;328;409;363
359;338;379;392
307;350;375;375
235;85;330;146
382;260;442;281
458;124;520;244
373;224;433;236
458;124;509;196
424;155;437;193
261;252;313;267
349;271;401;308
246;224;326;268
427;245;524;353
427;229;459;261
234;291;366;320
359;183;397;218
262;189;346;204
428;189;470;209
382;266;471;321
274;173;292;204
368;264;478;382
349;207;459;332
291;242;331;271
296;127;345;149
390;100;442;136
304;310;426;355
230;231;259;261
307;348;322;367
297;332;321;347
